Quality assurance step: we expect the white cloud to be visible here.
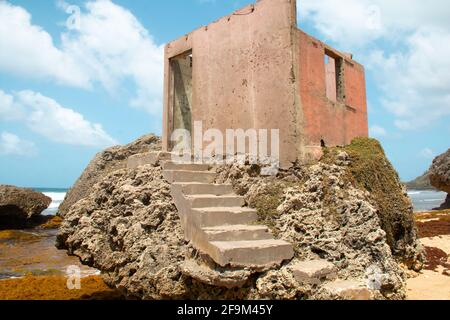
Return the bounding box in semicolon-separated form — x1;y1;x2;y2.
0;89;117;147
60;0;164;114
299;0;384;49
299;0;450;48
0;1;89;87
419;148;435;159
0;0;164;114
369;125;387;137
298;1;450;131
0;132;36;156
369;28;450;130
0;89;23;120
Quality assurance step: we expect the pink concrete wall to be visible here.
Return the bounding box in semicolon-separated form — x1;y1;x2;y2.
163;0;301;167
163;0;368;166
296;30;368;149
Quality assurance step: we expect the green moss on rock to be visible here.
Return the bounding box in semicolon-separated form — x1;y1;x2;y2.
323;138;422;268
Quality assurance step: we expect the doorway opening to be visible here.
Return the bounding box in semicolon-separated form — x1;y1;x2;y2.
169;50;193;150
324;50;345;103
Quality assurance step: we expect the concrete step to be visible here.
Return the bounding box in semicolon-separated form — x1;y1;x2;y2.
191;207;258;227
172;183;234;196
203;225;272;241
322;280;372;300
163;170;216;183
128;151;172;169
186;195;245;208
209;239;294;267
161;161;211;172
289;260;337;285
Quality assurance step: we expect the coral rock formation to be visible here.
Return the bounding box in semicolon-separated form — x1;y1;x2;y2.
0;185;51;229
57;137;423;300
429;148;450;209
430;148;450;194
58;134;161;217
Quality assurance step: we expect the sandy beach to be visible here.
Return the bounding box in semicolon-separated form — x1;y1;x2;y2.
407;210;450;300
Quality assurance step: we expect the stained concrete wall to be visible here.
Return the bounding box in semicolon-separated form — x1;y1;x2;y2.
163;0;301;167
162;0;368;166
296;29;368;150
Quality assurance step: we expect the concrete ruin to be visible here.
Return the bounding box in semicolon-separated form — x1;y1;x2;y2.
162;0;368;167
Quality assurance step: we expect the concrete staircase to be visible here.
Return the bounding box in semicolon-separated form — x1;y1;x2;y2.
128;152;294;268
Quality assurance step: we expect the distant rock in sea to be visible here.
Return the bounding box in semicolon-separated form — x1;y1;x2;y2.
405;170;434;190
429;148;450;210
58;134;161;217
436;194;450;210
429;148;450;193
0;185;51;230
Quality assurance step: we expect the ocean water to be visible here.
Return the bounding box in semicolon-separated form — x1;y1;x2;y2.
31;188;446;215
33;188;68;216
407;189;447;212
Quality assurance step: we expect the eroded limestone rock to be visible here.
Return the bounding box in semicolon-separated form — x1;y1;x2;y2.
0;185;51;229
429;148;450;209
57;137;423;300
58;134;161;217
179;259;252;289
430;148;450;194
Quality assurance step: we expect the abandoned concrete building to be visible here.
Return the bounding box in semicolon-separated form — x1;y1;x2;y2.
128;0;370;274
162;0;368;167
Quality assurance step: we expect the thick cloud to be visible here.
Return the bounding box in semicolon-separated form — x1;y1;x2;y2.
0;89;117;147
0;0;164;114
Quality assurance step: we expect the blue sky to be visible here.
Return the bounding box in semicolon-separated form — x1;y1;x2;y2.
0;0;449;188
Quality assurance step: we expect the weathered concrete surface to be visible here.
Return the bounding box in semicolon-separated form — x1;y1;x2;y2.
297;29;368;150
289;260;337;284
164;0;299;168
209;240;294;268
165;158;294;268
203;225;272;241
163;170;216;183
190;207;258;228
172;182;233;196
163;0;368;166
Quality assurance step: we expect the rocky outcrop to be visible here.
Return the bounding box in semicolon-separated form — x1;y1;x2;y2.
0;186;51;229
430;148;450;193
429;148;450;209
58;134;161;217
332;139;423;270
57;137;424;300
216;141;423;299
435;194;450;210
405;171;433;190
